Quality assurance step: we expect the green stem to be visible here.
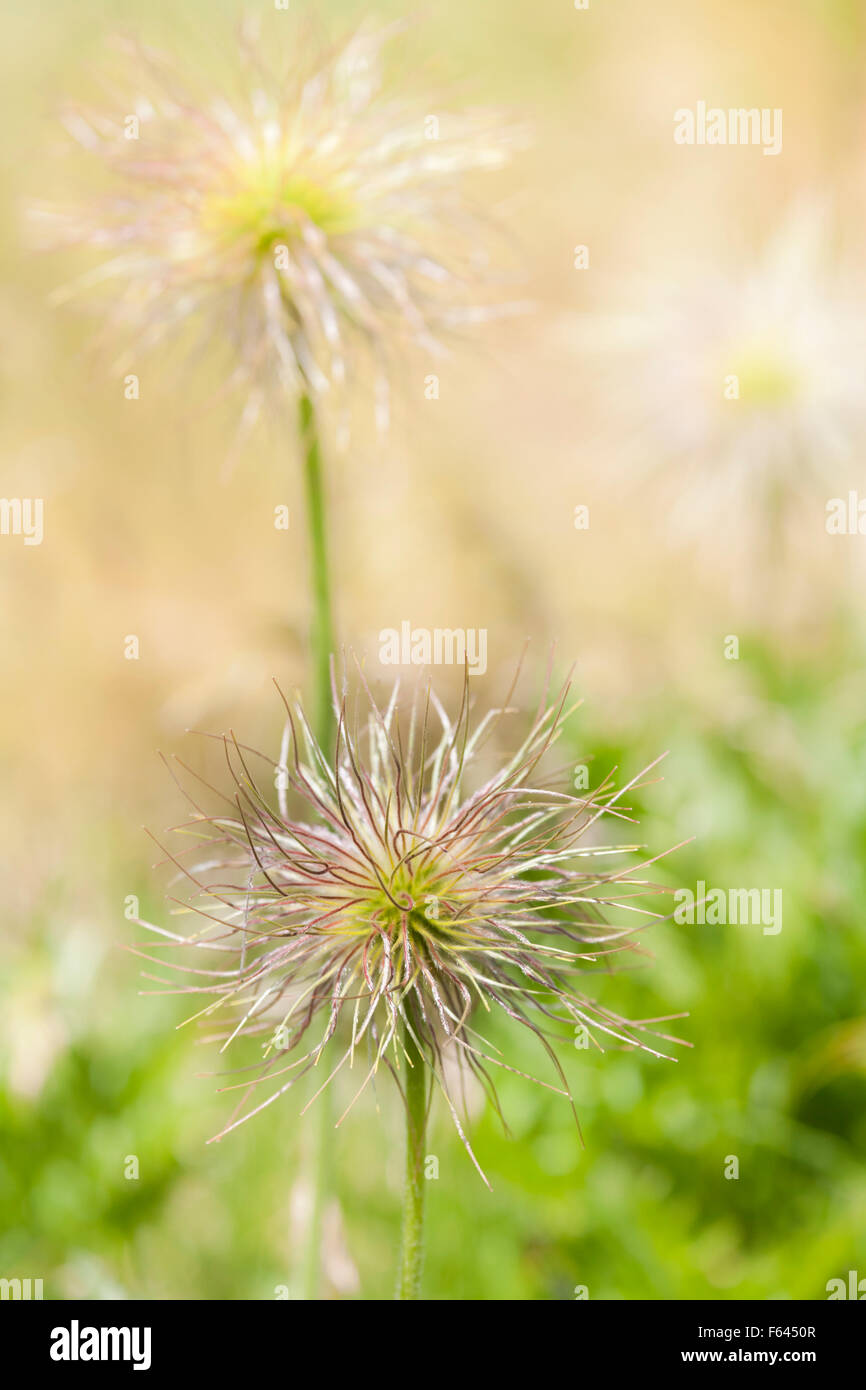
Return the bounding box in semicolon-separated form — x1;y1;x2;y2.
299;393;336;753
396;1023;428;1300
301;1085;335;1300
298;392;337;1301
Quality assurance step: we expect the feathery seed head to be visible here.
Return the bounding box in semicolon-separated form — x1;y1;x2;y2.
562;200;866;536
136;668;686;1179
35;20;525;444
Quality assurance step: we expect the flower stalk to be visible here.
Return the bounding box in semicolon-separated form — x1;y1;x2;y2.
396;1020;429;1301
299;393;336;753
298;391;337;1300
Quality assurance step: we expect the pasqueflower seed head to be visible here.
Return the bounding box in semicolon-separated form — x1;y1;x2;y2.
35;19;525;446
135;669;686;1181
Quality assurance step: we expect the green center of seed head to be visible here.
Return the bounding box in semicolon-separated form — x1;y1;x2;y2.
354;862;461;947
203;155;357;253
728;339;801;409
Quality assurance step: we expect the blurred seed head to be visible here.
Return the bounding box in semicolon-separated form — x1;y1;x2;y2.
560;199;866;539
34;18;528;451
135;664;686;1182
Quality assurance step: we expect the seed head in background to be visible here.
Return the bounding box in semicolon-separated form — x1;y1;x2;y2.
560;200;866;547
134;664;688;1185
33;17;526;451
